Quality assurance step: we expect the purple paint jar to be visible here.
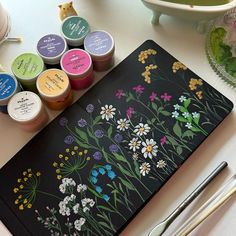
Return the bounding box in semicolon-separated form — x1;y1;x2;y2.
37;34;68;65
84;30;115;71
60;49;94;90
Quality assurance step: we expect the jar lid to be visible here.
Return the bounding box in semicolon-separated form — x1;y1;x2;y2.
36;69;71;102
61;16;90;46
11;53;45;81
8;91;42;123
206;8;236;87
0;73;18;105
60;49;92;77
37;34;67;62
84;30;115;59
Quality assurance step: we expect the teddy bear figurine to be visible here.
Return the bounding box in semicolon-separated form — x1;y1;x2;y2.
59;1;78;21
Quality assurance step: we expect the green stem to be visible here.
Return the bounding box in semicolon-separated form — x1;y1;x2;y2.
37;190;62;201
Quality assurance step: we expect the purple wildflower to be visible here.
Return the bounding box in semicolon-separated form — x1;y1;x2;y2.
86;104;94;113
109;144;119;153
149;92;157;102
64;135;75;145
114;133;123;143
126;107;134;119
133;85;144;94
161;92;172;102
78;119;87;127
115;89;125;99
93;151;102;160
59;117;68;126
94;130;104;138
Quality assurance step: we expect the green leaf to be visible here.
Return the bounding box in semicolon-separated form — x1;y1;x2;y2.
75;128;88;143
158;106;164;111
173;121;182;138
114;153;127;162
151;118;156;123
134;161;141;178
98;222;112;230
184;98;191;108
182;130;195;139
88;187;102;198
160;110;171;116
97;205;115;213
93;116;102;125
191;127;201;132
180;106;188;113
177;146;183;155
176;116;188;122
111;189;118;208
147;120;152;125
166;136;179;146
151;102;158;111
117;164;133;178
118;177;136;191
126;92;134;102
193;116;200;125
75;138;90;149
107;126;113;138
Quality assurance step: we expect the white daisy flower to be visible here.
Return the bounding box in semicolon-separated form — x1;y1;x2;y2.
192;112;200;119
140;162;151;176
173;104;181;110
129;137;141;152
183;112;190;118
132;153;139;160
100;105;116;121
117;118;130;131
179;95;187;102
185;122;192;129
172;111;179;118
157;160;166;168
134;123;151;136
74;218;86;231
141;139;158;159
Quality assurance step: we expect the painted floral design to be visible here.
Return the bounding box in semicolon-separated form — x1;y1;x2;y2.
100;105;116;121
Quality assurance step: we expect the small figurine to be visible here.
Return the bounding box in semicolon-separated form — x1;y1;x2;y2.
59;1;78;21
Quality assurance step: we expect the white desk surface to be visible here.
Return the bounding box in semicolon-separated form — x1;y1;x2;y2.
0;0;236;235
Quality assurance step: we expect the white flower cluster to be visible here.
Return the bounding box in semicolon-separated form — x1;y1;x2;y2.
81;198;95;213
59;178;76;194
72;203;80;214
77;184;87;193
74;217;86;231
59;194;76;216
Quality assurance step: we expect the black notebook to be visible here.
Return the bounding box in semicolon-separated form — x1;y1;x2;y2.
0;40;233;236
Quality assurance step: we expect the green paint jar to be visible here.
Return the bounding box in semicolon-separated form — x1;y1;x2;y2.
61;16;90;47
11;53;45;92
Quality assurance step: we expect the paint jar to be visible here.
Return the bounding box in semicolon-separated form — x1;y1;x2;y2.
60;49;94;90
0;73;21;114
84;30;115;71
61;16;90;47
37;34;68;65
11;53;45;92
7;91;48;132
36;69;73;110
0;3;10;43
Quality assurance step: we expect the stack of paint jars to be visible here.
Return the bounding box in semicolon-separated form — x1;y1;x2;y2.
1;15;115;132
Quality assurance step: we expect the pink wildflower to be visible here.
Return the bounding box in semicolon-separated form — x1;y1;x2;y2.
161;92;172;102
149;92;157;102
160;136;167;145
126;107;134;118
133;85;144;94
115;89;125;99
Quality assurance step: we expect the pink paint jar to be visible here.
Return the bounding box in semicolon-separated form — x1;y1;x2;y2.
60;49;94;90
84;30;115;71
7;91;48;132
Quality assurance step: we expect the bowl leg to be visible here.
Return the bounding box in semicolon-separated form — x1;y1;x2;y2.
151;11;161;25
196;20;207;34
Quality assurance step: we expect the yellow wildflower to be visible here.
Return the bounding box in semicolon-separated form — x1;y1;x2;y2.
79;152;83;156
56;169;60;174
23;199;28;204
13;188;19;193
24;177;28;182
28;173;32;178
71;151;75;155
27;169;32;173
19;185;24;189
27;204;32;209
19;204;24;210
59;154;63;158
23;171;27;176
15;199;19;205
84;150;88;154
196;91;203;99
17;178;21;183
57;175;62;180
87;157;91;161
66;148;70;153
53;162;58;167
36;172;41;176
65;156;69;161
60;163;64;167
18;195;22;199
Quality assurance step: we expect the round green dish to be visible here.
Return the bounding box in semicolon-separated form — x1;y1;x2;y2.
206;9;236;88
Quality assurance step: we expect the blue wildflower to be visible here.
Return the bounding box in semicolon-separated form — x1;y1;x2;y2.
94;130;104;138
78;118;87;127
91;169;99;177
109;144;119;153
105;165;112;170
95;186;103;193
114;133;123;143
99;167;106;175
59;117;68;126
93;151;102;160
91;176;98;184
102;194;110;202
86;104;94;113
108;170;116;180
64;135;74;145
